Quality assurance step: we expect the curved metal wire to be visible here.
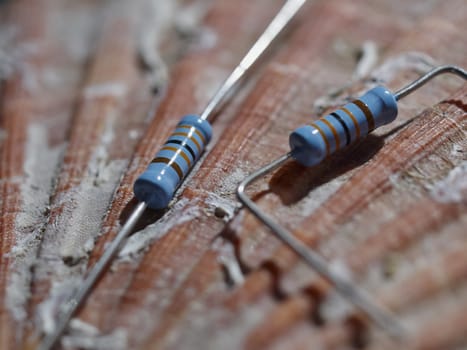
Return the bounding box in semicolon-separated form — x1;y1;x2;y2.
38;202;148;350
394;65;466;101
237;154;405;339
39;2;309;349
236;64;467;339
200;0;307;121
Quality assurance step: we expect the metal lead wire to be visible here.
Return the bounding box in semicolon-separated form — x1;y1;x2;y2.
236;64;467;340
394;65;467;101
39;1;308;349
200;0;307;121
237;154;405;339
38;202;147;350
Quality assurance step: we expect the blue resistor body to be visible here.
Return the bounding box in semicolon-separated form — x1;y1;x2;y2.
290;86;398;166
134;115;212;209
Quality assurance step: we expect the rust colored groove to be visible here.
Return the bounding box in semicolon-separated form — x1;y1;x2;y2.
346;199;463;274
299;222;467;350
378;227;467;312
232;90;466;345
27;0;153;333
124;1;368;347
293;103;466;248
86;0;288;268
239;206;467;350
145;4;467;348
223;3;467;310
132;0;454;349
238;87;466;349
0;0;460;350
410;300;467;350
129;1;467;349
79;0;287;336
244;294;315;350
234;0;466;300
0;1;100;349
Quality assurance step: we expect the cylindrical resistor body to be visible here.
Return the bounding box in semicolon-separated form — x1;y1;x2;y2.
289;86;398;166
134;115;212;209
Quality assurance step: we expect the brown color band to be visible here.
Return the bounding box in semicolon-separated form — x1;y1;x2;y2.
160;146;191;167
151;157;184;179
178;125;206;143
321;118;340;150
353;99;375;132
172;131;201;151
341;107;361;139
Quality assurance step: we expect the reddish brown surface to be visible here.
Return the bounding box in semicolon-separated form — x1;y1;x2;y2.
0;0;466;349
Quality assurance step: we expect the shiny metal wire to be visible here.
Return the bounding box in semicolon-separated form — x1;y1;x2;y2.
237;154;405;339
39;1;308;349
236;64;467;339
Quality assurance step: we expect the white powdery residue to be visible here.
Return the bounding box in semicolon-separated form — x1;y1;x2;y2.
6;123;63;323
270;62;303;76
204;191;239;221
0;25;42;91
176;300;268;350
83;82;128;99
352;41;378;80
315;51;438;113
215;167;248;196
388;172;401;187
62;319;127;350
173;1;217;52
451;143;464;158
90;113;116;171
313;41;378;112
138;0;176;93
212;237;244;286
51;3;99;63
37;279;82;335
430;162;467;204
16;124;62;228
6;272;34;325
194;66;229;109
192;27;217;51
369;51;437;84
55;109;127;264
320;260;356;322
175;1;211;38
128;129;139;140
69;318;100;335
118;198;201;260
57;159;127;264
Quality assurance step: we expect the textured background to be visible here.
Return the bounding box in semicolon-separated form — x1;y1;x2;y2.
0;0;466;349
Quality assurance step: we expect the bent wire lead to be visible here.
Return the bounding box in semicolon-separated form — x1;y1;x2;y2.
237;65;467;339
38;1;308;349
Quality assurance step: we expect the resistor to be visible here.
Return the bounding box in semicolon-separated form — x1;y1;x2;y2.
38;1;308;349
288;66;466;167
291;86;397;166
237;65;467;339
134;115;212;208
133;0;309;210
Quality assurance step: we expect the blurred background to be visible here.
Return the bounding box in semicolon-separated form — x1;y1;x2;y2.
0;0;466;349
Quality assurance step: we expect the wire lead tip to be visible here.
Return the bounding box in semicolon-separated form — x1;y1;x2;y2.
38;201;148;350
